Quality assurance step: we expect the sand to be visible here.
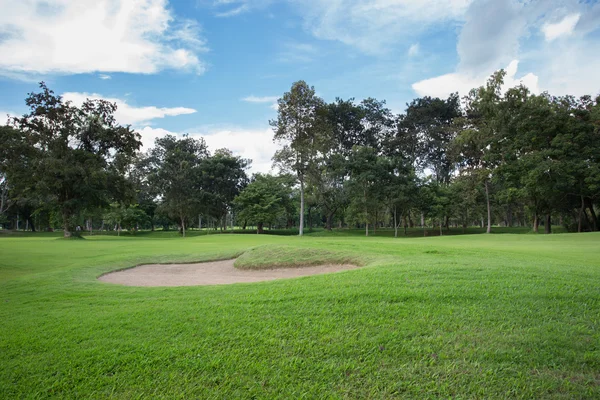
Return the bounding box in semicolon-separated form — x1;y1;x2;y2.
98;259;360;287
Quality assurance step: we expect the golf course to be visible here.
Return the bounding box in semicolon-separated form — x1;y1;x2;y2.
1;231;599;398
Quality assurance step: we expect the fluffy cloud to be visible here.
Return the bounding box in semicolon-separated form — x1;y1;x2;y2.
62;92;196;126
241;95;279;103
412;0;600;99
542;14;580;41
0;110;16;125
139;126;277;174
0;0;207;77
412;60;539;98
294;0;473;53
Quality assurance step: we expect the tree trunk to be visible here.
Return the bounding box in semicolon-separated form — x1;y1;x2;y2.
326;213;333;231
393;206;398;238
439;219;443;236
181;216;186;238
117;222;121;236
485;180;491;234
545;214;552;234
585;197;598;231
299;175;304;236
364;188;368;237
27;216;36;232
374;210;378;233
578;191;585;232
533;212;539;233
62;211;72;238
257;222;264;234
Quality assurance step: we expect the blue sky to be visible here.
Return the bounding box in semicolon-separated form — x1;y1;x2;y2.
1;0;599;173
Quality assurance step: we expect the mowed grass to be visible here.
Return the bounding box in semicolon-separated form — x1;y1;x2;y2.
0;232;599;398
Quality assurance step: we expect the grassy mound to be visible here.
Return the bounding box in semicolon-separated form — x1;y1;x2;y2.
234;244;367;269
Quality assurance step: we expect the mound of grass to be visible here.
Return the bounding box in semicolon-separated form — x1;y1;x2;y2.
234;244;368;269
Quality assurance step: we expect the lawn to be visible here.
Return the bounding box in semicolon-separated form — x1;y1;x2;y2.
1;232;599;398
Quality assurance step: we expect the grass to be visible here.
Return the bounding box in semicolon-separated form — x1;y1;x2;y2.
234;244;369;269
1;231;599;398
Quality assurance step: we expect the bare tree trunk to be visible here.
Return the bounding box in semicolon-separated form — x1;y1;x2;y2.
545;214;552;234
326;213;334;231
257;222;264;234
578;196;584;232
393;206;398;238
299;175;304;236
585;197;598;231
485;180;491;234
374;210;378;233
364;189;368;237
533;212;539;233
62;211;71;238
181;216;186;238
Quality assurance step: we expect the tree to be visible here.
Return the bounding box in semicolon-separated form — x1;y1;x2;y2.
4;83;141;237
271;81;325;236
199;149;249;230
233;174;292;233
397;94;461;184
147;134;209;237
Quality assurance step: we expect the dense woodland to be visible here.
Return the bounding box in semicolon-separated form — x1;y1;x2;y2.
1;73;599;237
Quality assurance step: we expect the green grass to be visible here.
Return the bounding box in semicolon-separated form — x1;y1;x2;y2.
234;244;370;269
1;231;599;398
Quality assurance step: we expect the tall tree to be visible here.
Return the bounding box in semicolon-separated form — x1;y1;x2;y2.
3;83;141;237
233;174;292;234
200;148;249;230
271;81;325;236
147;134;209;237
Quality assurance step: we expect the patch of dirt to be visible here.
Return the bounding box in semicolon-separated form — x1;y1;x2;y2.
98;259;361;286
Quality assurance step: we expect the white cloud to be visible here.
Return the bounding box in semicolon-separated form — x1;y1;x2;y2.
408;43;419;57
412;0;600;99
216;4;250;17
294;0;473;53
277;41;318;63
412;60;539;98
542;13;580;41
0;110;16;125
62;92;196;126
139;126;277;174
242;95;279;103
0;0;207;78
99;74;111;80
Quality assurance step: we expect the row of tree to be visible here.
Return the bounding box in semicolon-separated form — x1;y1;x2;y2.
1;74;599;237
267;72;599;236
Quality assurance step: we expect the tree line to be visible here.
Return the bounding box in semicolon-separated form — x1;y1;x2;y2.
1;74;599;237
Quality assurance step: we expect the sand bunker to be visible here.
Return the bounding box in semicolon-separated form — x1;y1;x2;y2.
99;259;360;286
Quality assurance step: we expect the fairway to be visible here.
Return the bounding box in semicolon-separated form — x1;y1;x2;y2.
1;233;599;398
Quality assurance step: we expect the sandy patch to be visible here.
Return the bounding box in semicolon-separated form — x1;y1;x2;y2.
98;259;360;286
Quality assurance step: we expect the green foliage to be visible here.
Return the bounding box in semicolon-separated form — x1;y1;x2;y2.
233;174;292;233
1;83;141;237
